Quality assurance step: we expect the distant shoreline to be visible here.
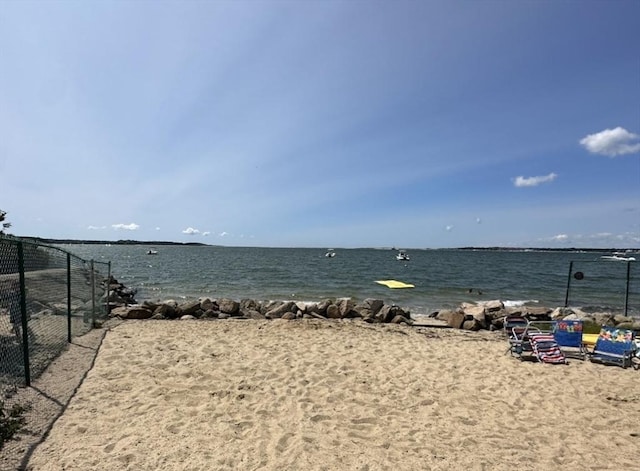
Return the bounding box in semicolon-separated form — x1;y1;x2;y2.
15;237;638;252
19;237;210;247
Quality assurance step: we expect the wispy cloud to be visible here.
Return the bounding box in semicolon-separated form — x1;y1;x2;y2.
513;173;558;188
112;223;140;231
87;225;106;230
579;127;640;157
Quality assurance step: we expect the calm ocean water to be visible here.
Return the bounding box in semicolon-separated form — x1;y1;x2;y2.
58;245;640;318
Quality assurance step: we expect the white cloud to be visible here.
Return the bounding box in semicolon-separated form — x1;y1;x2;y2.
219;231;229;237
579;127;640;157
182;227;200;235
202;231;210;236
476;217;482;224
87;225;106;230
112;223;140;231
445;225;453;232
513;172;557;187
552;234;568;241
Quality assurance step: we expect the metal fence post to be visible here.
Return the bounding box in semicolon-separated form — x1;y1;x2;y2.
624;261;631;316
107;261;112;316
67;252;72;343
90;259;96;326
564;261;573;307
17;241;31;386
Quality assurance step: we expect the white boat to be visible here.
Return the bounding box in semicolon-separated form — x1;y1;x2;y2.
147;249;158;255
601;252;636;262
325;249;336;258
396;250;410;261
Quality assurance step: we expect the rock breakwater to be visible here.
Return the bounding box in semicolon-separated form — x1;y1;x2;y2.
105;276;640;331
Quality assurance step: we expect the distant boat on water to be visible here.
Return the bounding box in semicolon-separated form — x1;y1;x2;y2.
396;250;410;261
325;249;336;258
147;249;158;255
601;252;636;262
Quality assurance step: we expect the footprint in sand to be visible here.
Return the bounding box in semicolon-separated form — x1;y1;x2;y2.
276;432;295;452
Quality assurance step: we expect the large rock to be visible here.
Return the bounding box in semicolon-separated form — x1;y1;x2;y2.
316;299;333;315
265;301;296;319
550;307;589;320
445;310;465;329
177;300;201;316
378;305;409;323
592;312;615;326
613;314;634;325
200;297;217;311
522;306;552;320
218;298;240;315
355;298;384;317
153;303;178;319
462;318;482;331
240;298;261;312
241;309;266;320
391;314;413;325
110;305;153;319
338;299;361;318
435;310;456;322
463;305;487;329
326;304;342;319
483;300;504;312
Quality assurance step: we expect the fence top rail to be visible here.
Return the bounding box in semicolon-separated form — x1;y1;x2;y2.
1;235;111;268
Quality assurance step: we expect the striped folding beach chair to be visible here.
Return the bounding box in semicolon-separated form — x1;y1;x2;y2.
528;333;567;364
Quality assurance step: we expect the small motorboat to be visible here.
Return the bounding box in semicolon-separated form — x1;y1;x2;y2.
325;249;336;258
396;250;410;261
147;249;158;255
601;252;636;262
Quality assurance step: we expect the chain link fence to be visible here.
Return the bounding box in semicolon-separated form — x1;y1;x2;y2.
0;235;110;416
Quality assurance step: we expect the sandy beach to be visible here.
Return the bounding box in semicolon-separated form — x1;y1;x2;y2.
18;319;640;470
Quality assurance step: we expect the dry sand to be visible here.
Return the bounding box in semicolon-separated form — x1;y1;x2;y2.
15;319;640;470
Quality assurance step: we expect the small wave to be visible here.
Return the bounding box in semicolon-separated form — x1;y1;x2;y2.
503;299;539;307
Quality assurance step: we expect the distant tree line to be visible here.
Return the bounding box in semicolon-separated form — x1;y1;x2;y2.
0;209;10;234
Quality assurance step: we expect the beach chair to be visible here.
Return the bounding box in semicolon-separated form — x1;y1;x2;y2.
528;332;567;364
503;315;528;333
504;315;529;354
507;321;542;359
553;320;588;360
590;326;637;369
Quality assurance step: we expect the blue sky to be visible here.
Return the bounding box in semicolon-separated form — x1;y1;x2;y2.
1;0;639;249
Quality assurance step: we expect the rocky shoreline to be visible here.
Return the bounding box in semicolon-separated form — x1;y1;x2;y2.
104;276;640;332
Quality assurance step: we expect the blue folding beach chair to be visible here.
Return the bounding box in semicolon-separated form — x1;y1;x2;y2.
590;326;637;369
553;320;588;360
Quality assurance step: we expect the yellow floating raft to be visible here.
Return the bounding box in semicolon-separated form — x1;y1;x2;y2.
375;280;415;289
